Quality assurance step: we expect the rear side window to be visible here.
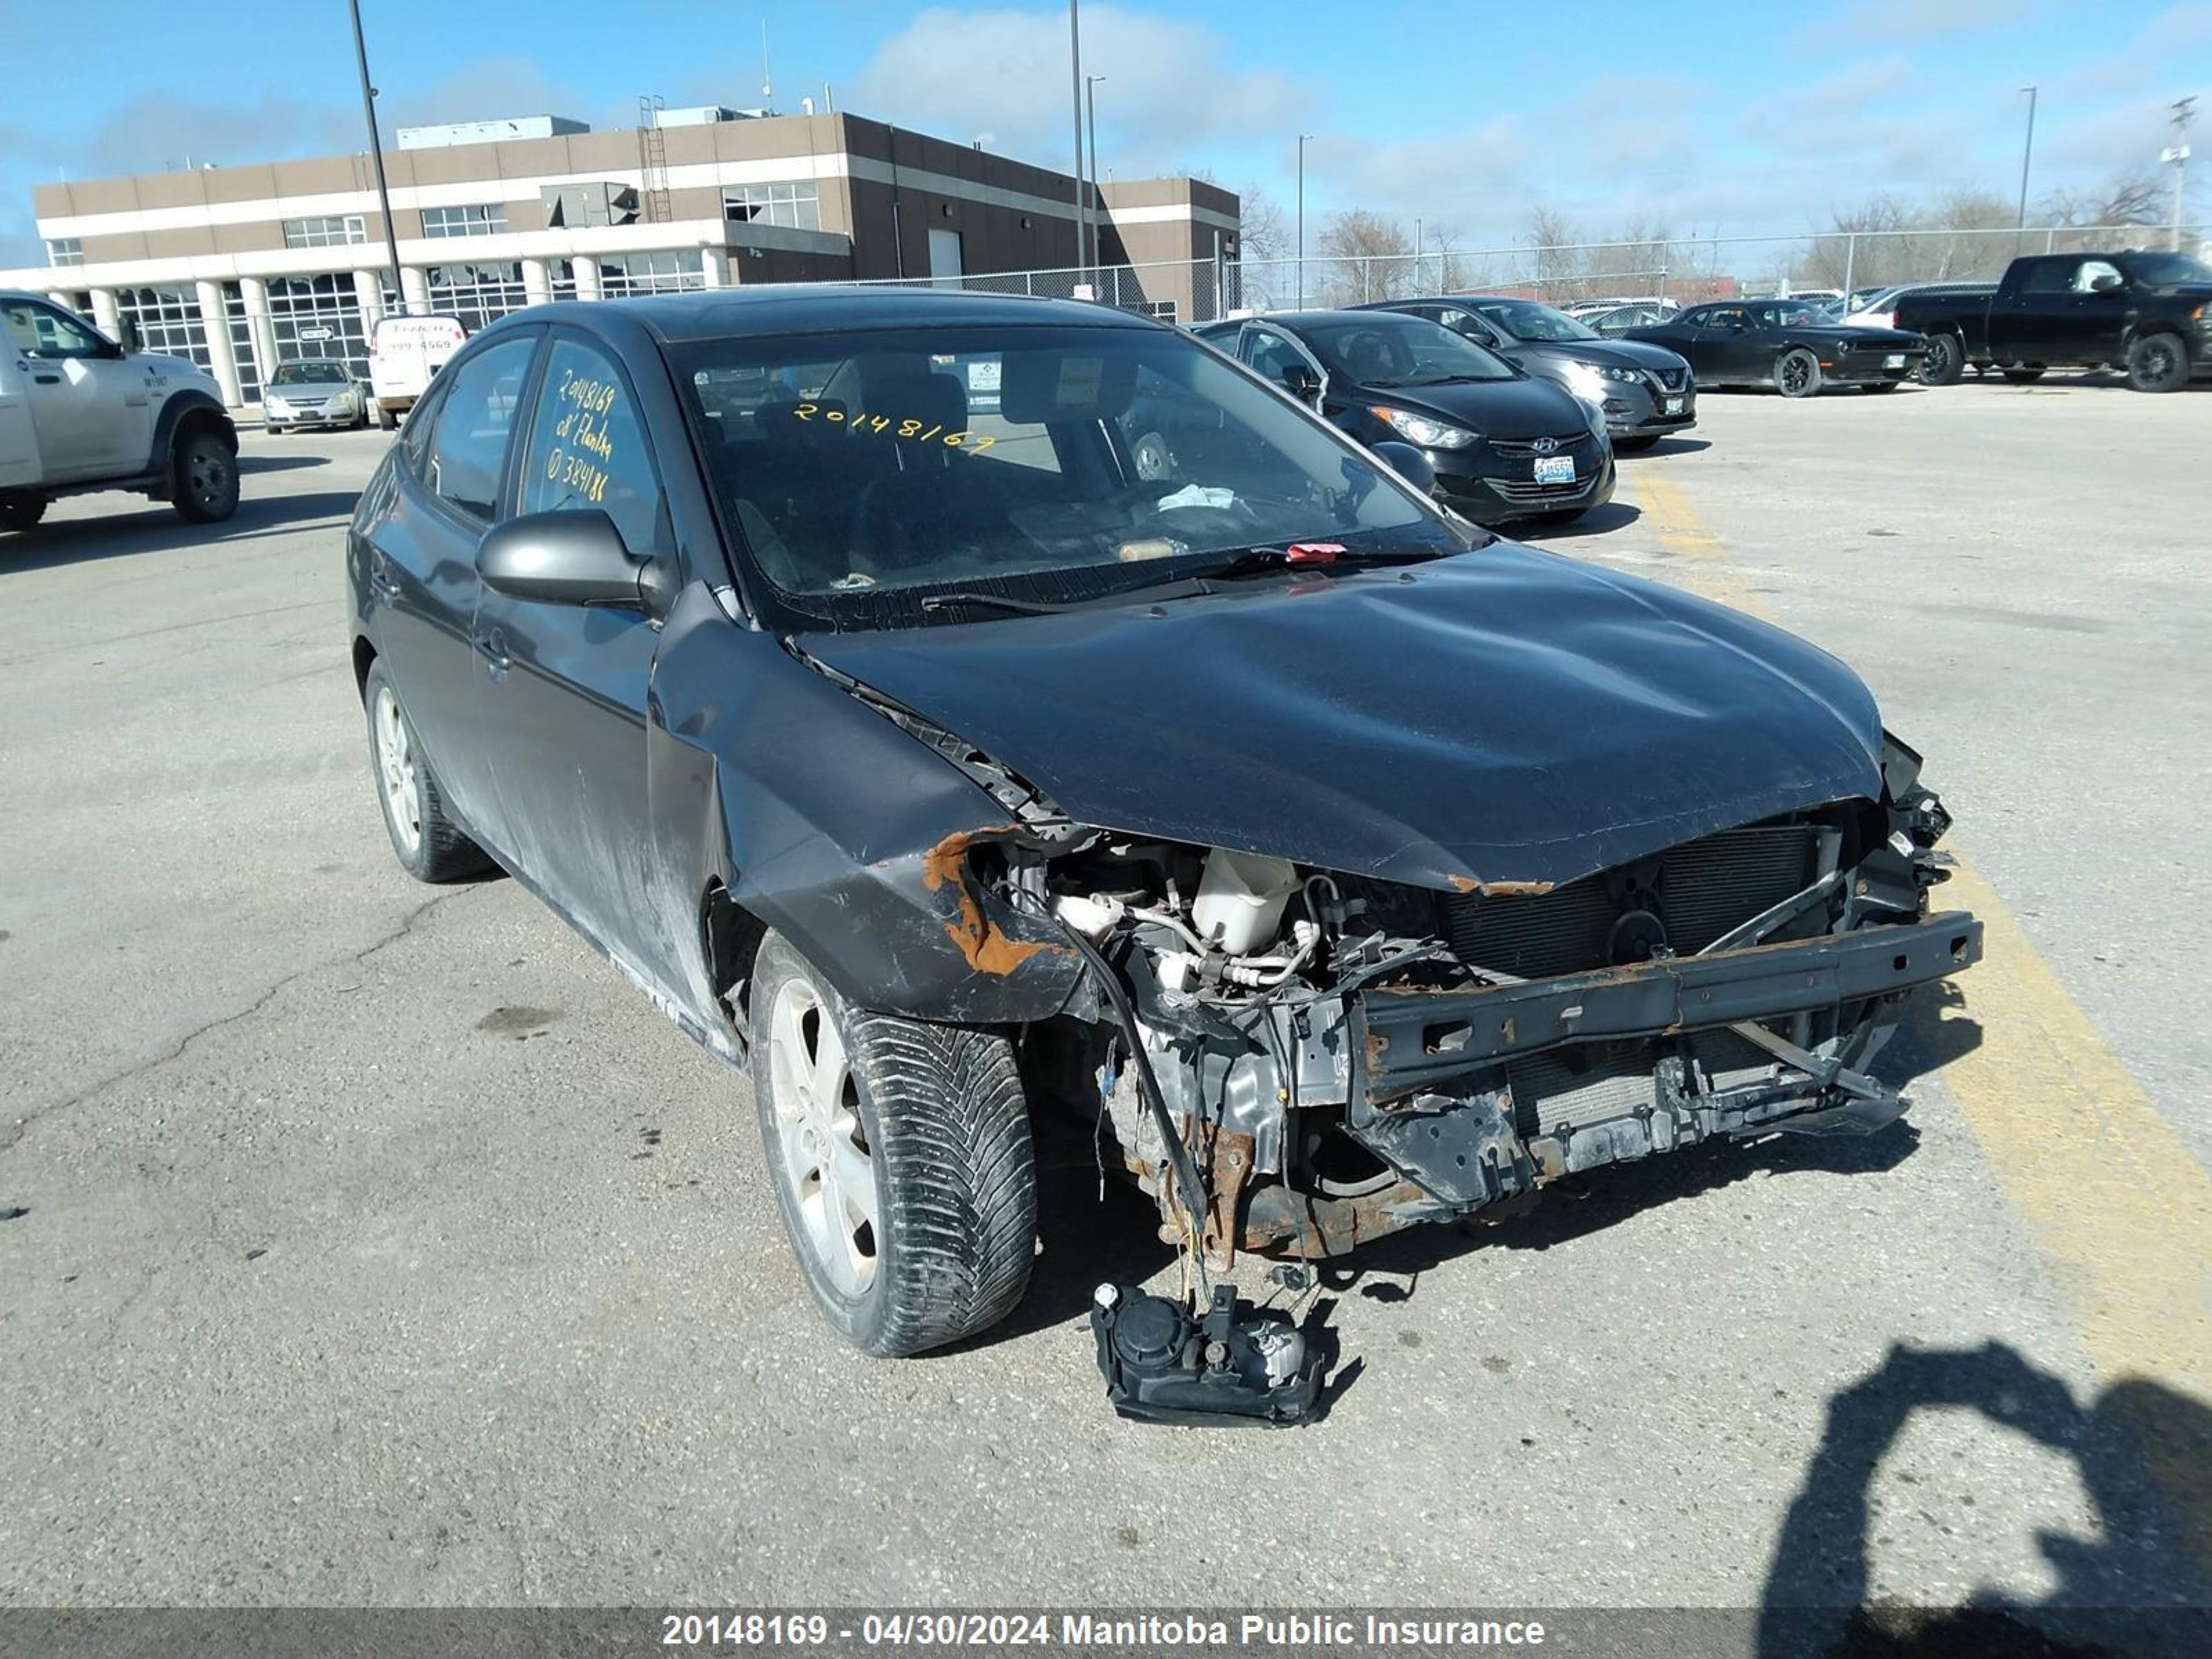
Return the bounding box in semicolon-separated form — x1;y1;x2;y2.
2020;260;2074;294
520;336;662;555
424;337;536;522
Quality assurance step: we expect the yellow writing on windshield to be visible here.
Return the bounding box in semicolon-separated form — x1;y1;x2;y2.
791;402;995;453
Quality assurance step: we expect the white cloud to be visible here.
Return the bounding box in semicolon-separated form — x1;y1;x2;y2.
845;5;1310;178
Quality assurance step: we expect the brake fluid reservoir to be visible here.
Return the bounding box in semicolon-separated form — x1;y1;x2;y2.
1192;850;1300;956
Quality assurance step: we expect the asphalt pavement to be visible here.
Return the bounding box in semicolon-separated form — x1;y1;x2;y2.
2;379;2207;1650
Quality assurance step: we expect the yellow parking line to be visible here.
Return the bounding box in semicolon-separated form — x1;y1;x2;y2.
1629;463;2212;1551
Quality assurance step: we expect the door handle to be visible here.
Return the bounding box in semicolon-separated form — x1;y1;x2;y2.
32;373;60;385
368;565;402;603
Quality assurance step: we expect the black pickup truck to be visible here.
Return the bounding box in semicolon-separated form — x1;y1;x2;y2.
1897;250;2211;392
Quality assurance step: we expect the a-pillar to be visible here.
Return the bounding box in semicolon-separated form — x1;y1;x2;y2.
521;256;552;307
569;254;602;301
236;275;279;388
192;279;243;408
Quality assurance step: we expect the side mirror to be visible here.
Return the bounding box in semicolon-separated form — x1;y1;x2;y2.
2089;272;2124;293
1370;440;1436;494
1282;362;1322;404
117;317;142;355
477;509;673;617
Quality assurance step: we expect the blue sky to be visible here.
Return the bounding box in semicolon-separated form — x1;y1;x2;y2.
1;0;2203;265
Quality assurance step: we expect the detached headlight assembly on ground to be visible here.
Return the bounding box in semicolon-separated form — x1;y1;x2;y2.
1368;406;1479;449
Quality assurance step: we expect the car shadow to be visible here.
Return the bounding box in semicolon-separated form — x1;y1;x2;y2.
1759;1341;2212;1657
1620;435;1712;458
0;489;362;574
1509;499;1643;541
237;453;331;474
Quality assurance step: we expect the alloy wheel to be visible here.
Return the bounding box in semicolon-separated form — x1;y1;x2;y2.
373;686;422;855
767;977;880;1297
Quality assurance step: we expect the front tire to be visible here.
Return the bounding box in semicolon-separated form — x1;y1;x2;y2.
1919;332;1966;386
2127;333;2191;393
171;426;239;523
751;932;1037;1357
0;491;48;533
1775;348;1821;398
362;659;492;883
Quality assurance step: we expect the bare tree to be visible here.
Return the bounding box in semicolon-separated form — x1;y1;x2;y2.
1317;208;1415;304
1235;181;1290;264
1526;207;1586;297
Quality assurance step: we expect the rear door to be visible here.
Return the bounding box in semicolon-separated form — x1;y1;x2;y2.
1990;257;2076;362
364;330;541;838
471;328;674;981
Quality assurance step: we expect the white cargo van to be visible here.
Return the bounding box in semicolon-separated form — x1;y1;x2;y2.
0;290;239;532
367;314;468;429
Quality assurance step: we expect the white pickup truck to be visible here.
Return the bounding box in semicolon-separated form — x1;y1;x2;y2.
0;290;239;534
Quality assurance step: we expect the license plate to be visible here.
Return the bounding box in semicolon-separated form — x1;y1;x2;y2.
1534;456;1575;485
1664;396;1685;414
1884;354;1905;368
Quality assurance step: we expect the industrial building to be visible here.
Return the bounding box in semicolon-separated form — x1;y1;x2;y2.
2;106;1241;408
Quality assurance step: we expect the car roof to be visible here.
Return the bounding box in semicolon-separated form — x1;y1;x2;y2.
525;285;1170;345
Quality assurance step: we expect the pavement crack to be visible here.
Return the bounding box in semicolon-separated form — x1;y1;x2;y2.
2;888;478;1159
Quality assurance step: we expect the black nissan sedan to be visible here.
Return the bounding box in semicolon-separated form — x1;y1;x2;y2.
1354;296;1696;451
347;288;1979;1360
1627;300;1926;396
1194;310;1613;525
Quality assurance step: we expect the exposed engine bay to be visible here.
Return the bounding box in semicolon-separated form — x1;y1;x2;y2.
983;738;1980;1268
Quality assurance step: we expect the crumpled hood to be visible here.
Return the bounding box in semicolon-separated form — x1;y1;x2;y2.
801;543;1888;892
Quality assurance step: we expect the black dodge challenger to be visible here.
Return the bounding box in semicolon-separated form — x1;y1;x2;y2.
1627;300;1927;396
348;288;1980;1356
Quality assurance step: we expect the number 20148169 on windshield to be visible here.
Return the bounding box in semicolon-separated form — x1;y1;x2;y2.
657;1612;1058;1646
791;402;996;451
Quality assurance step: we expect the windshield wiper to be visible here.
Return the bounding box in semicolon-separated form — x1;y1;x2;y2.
917;592;1076;617
1187;543;1446;581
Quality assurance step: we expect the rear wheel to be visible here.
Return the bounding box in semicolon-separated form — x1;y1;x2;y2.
0;491;48;532
1775;347;1822;398
2127;333;2191;393
2001;366;2046;384
171;426;239;523
362;659;492;883
1919;332;1966;386
751;931;1037;1357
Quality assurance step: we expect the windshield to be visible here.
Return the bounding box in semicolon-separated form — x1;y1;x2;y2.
1292;313;1519;386
2126;253;2212;286
1470;299;1599;343
675;322;1466;630
270;361;350;385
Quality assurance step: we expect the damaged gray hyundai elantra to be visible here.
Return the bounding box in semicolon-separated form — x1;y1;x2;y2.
347;288;1981;1360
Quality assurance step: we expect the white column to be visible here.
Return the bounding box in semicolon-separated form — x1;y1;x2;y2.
236;275;279;388
398;265;429;317
521;256;552;307
352;268;387;329
700;246;733;289
90;289;121;336
569;255;602;301
193;279;243;408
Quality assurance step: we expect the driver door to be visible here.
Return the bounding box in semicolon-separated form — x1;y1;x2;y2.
471;330;674;989
0;297;142;479
1693;307;1758;380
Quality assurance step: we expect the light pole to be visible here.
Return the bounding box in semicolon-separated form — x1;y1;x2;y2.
1067;0;1086;281
1085;75;1106;285
1296;133;1314;308
348;0;406;318
2014;86;2037;254
2166;97;2197;254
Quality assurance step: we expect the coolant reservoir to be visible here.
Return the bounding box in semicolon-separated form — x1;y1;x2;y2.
1192;850;1300;956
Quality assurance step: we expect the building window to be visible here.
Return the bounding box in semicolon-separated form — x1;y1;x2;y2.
424;261;529;334
721;181;819;232
283;215;368;250
421;204;510;239
595;250;705;299
115;285;212;377
46;238;84;268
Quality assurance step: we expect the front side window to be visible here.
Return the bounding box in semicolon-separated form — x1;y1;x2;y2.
3;299;104;359
423;336;537;523
519;337;662;556
672;322;1462;632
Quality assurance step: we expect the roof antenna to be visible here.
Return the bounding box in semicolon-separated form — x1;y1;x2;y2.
760;20;773;105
